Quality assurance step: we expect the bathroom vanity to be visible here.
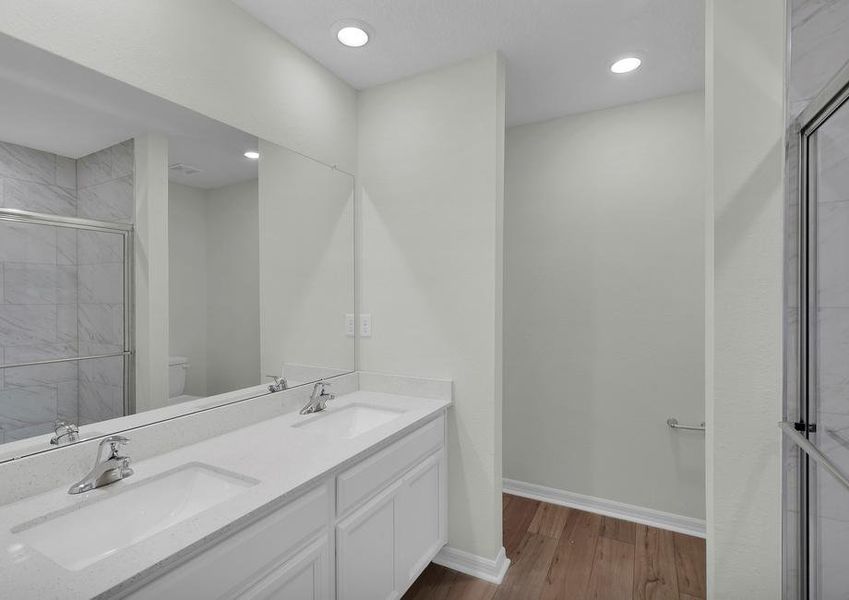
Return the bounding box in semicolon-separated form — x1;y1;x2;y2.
0;381;451;599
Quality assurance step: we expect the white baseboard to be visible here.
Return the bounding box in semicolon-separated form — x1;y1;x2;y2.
503;478;706;539
432;545;511;584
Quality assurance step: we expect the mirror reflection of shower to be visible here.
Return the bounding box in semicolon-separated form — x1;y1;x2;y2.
0;33;356;465
0;139;134;445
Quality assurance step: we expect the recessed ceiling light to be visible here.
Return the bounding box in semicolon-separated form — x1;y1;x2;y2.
334;21;370;48
243;151;260;160
610;57;642;74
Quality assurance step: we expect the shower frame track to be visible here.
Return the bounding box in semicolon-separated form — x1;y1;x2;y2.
791;59;849;600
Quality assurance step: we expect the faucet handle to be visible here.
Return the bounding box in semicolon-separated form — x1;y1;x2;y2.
50;420;79;446
319;381;335;402
101;435;130;445
266;375;288;392
120;456;134;478
98;435;130;460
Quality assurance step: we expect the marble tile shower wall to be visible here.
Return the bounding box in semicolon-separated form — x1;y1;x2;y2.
0;139;133;443
789;0;849;118
0;141;79;444
76;141;133;426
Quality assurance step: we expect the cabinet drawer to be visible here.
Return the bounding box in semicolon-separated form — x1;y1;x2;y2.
126;482;331;600
336;414;444;516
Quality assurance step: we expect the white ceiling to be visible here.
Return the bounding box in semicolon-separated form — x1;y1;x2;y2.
0;34;258;189
235;0;705;126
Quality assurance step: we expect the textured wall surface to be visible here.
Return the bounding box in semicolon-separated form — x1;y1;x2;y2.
168;183;209;398
169;179;261;398
504;92;706;520
357;54;505;560
707;0;786;596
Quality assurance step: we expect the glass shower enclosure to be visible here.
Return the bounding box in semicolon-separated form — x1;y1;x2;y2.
0;208;133;445
784;65;849;599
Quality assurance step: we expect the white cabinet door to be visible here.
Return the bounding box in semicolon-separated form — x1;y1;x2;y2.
240;536;330;600
395;451;446;590
336;480;402;600
336;450;447;600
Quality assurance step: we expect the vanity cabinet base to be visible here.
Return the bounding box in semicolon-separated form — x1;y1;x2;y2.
123;412;446;600
125;483;332;600
336;451;446;600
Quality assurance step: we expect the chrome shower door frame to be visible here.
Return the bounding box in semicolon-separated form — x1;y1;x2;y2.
0;208;135;416
787;61;849;600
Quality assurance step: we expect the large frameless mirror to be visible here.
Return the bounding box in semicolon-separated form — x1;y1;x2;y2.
0;33;355;462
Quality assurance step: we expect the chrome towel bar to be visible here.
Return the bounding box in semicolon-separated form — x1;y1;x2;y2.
667;417;705;432
0;351;132;370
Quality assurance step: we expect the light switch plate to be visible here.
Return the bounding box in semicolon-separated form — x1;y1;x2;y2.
359;313;372;337
345;314;355;337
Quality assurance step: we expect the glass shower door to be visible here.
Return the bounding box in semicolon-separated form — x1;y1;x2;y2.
0;212;132;447
811;91;849;600
792;78;849;599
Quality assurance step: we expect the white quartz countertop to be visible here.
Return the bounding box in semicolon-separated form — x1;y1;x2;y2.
0;390;451;599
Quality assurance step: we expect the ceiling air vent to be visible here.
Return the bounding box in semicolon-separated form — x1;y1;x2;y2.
169;163;202;176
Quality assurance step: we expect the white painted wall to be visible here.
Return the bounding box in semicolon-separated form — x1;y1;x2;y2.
168;180;261;397
206;179;261;394
0;0;357;173
706;0;786;597
134;133;170;412
503;92;706;520
357;54;506;561
168;183;208;397
258;142;354;380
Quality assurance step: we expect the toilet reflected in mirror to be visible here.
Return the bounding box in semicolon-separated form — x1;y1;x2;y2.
167;357;199;405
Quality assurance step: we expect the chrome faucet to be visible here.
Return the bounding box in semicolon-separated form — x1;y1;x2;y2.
50;420;79;446
267;375;288;393
300;381;335;414
68;435;133;495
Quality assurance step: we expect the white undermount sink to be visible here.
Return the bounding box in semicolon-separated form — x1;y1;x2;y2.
292;403;405;439
13;462;258;571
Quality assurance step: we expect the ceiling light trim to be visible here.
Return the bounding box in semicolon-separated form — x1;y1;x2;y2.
610;56;643;74
332;19;373;48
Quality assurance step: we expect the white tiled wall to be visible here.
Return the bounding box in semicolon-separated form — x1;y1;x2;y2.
0;139;133;443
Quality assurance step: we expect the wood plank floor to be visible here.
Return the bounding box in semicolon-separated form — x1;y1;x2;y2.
403;493;706;600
